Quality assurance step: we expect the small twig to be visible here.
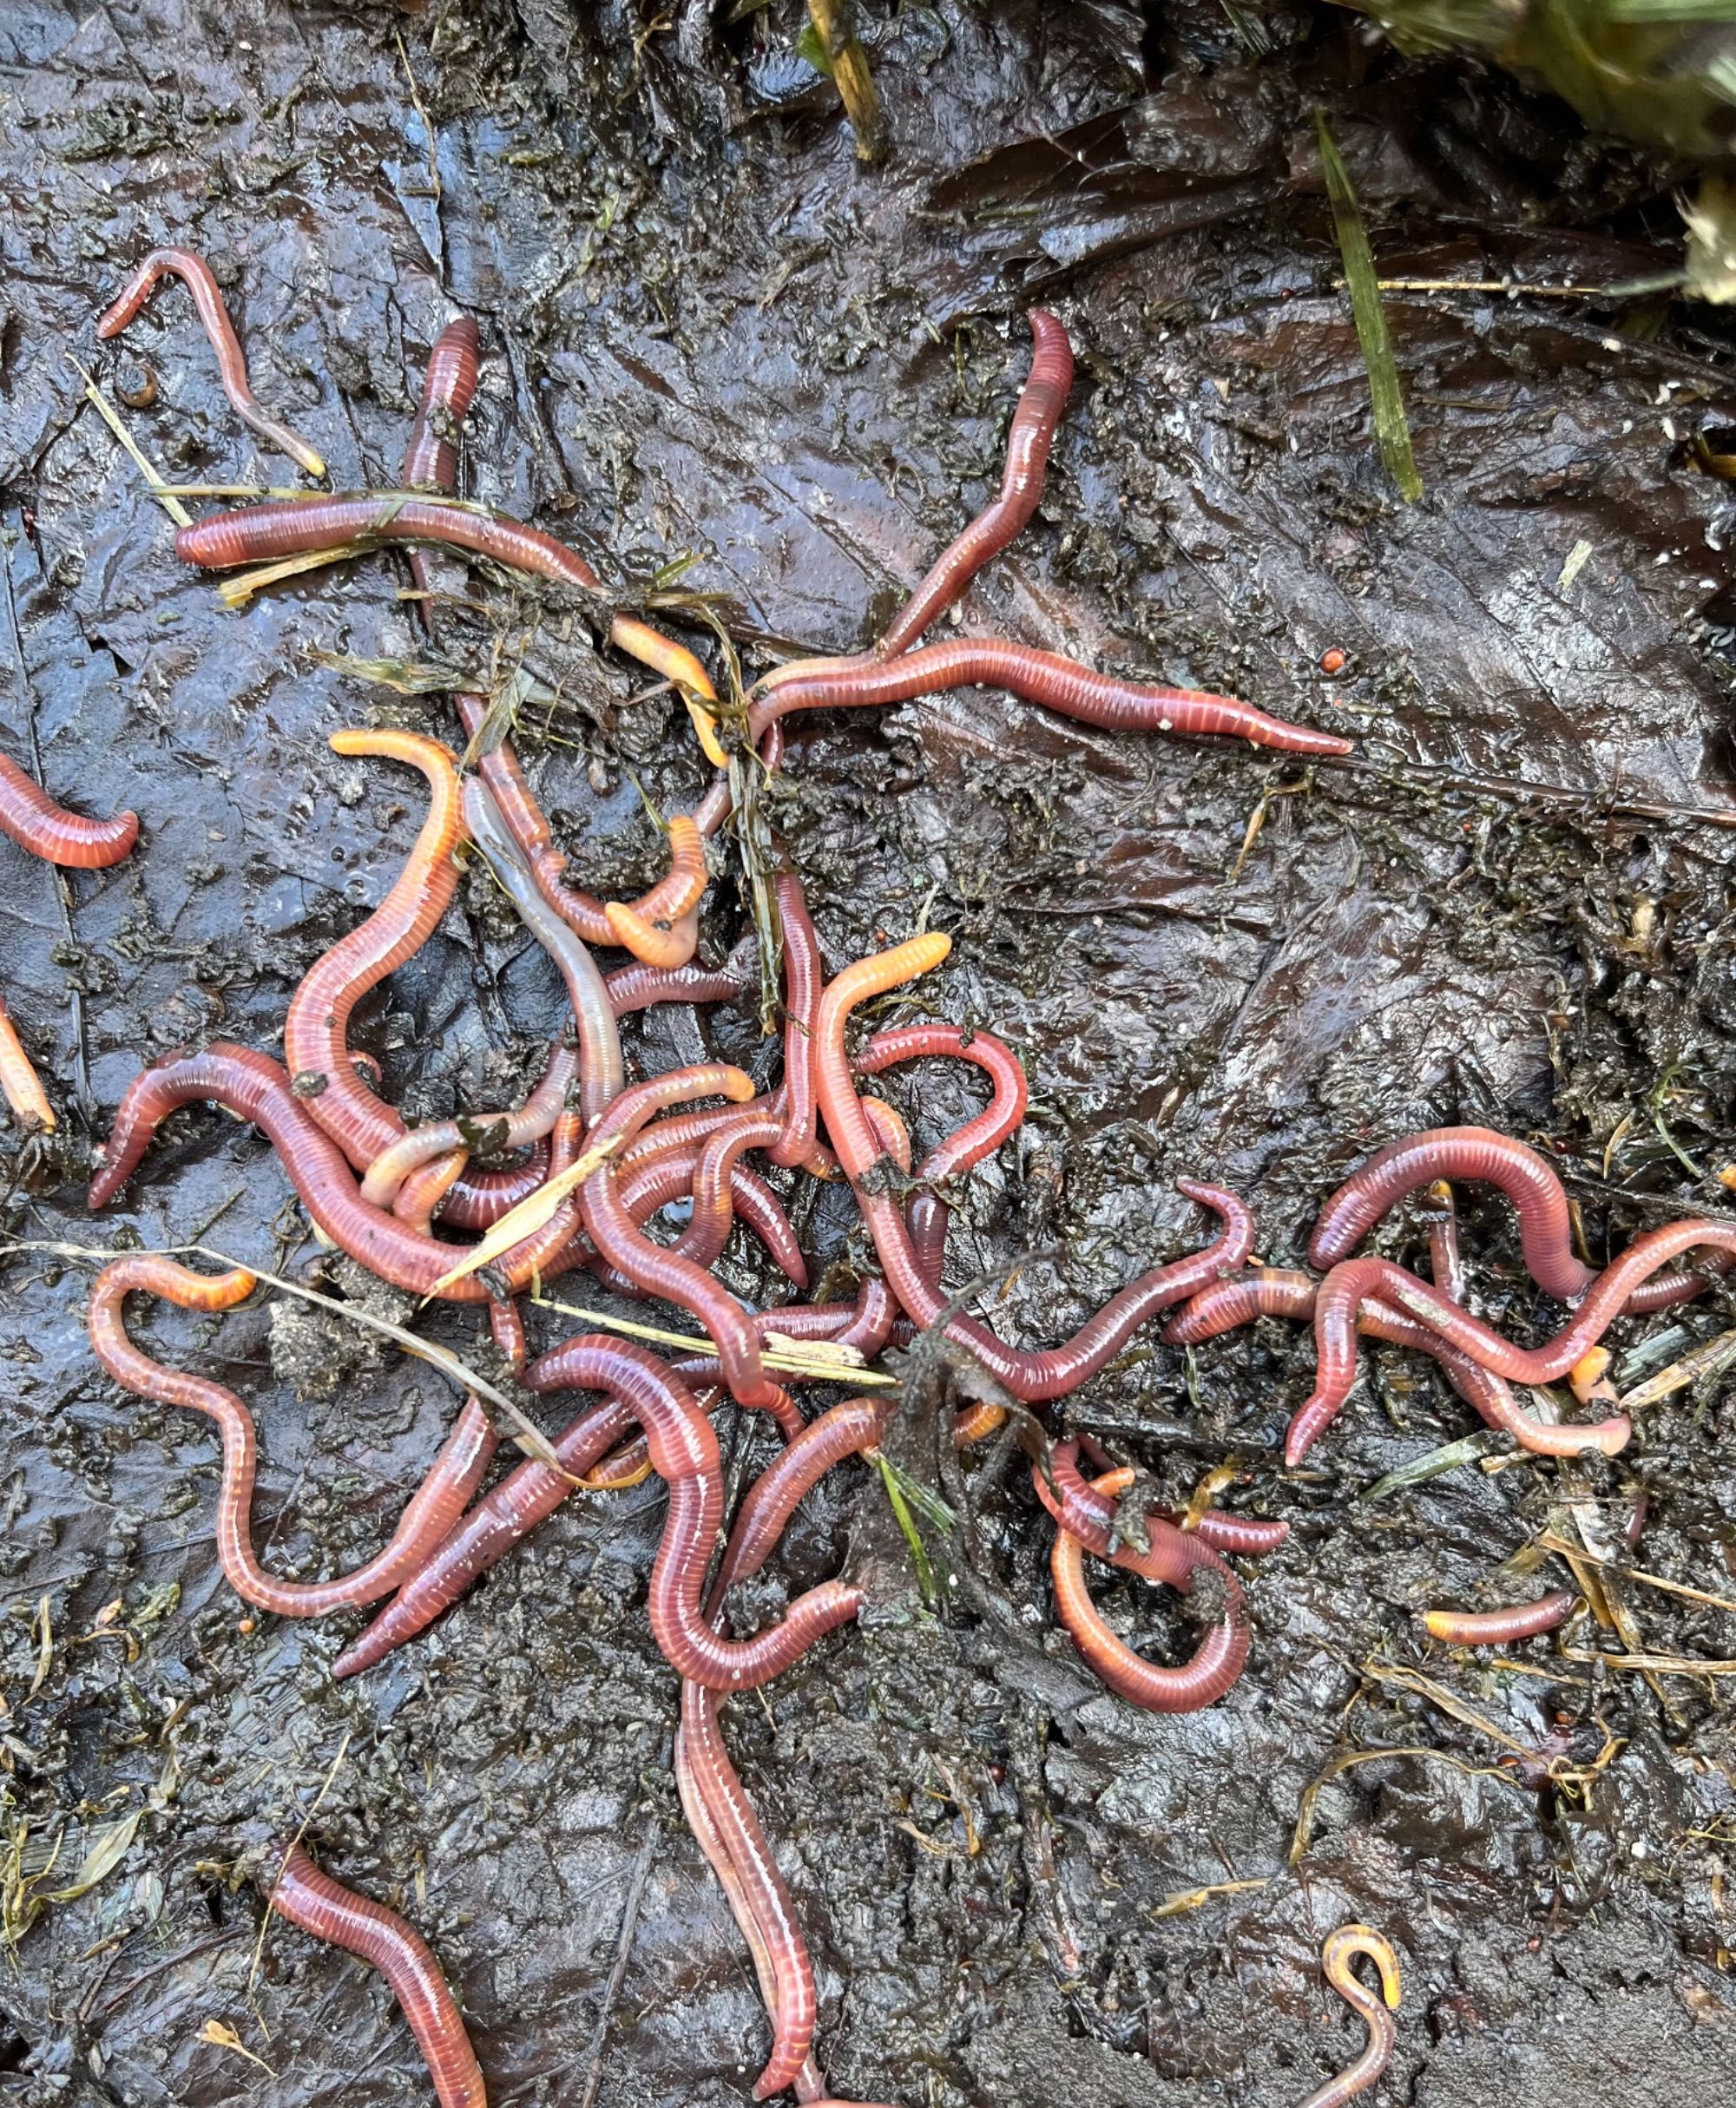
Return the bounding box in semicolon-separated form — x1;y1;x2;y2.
806;0;885;162
1535;1532;1736;1618
576;1817;661;2108
394;30;443;206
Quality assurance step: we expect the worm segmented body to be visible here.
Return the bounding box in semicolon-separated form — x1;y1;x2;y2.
1422;1592;1577;1645
0;751;138;868
87;1257;497;1614
263;1842;486;2108
1297;1925;1402;2108
99;247;326;476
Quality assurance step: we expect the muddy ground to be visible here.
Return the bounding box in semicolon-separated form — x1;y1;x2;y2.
2;2;1735;2104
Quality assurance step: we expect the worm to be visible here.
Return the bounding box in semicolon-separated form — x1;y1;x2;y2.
524;1334;863;1690
398;325;707;966
283;728;466;1172
878;309;1075;657
363;1045;578;1211
89;1042;586;1304
1285;1225;1736;1464
578;1063;792;1415
768;871;825;1169
1163;1269;1631;1460
261;1842;486;2108
98;247;326;477
1420;1179;1463;1304
605;959;745;1015
1307;1123;1730;1314
1033;1439;1289;1559
1421;1592;1577;1646
812;933;1255;1398
0;750;138;868
751;637;1353;758
1297;1924;1402;2108
1049;1468;1250;1711
87;1256;497;1615
614;1138;809;1295
403;318;482;491
0;998;56;1133
853;1020;1029;1277
172;495;721;727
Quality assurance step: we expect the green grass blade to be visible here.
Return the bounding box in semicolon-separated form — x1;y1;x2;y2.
1316;111;1423;503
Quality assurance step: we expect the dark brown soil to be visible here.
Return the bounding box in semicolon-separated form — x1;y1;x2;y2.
2;5;1734;2106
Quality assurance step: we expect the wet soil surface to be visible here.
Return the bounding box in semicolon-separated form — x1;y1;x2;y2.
3;3;1736;2105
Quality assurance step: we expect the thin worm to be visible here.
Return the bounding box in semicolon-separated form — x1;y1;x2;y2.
602;817;708;967
1421;1179;1463;1304
0;998;56;1133
0;750;138;868
812;934;1255;1399
751;637;1352;758
1421;1592;1577;1646
1049;1468;1250;1711
173;494;720;716
87;1257;497;1615
89;1043;585;1304
262;1842;486;2108
1296;1925;1402;2108
98;247;326;477
1286;1225;1736;1464
878;309;1075;658
769;871;825;1170
1163;1269;1632;1460
364;1043;578;1209
606;959;745;1015
615;1139;808;1291
284;729;466;1172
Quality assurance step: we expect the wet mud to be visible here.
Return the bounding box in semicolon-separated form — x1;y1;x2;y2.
2;3;1735;2105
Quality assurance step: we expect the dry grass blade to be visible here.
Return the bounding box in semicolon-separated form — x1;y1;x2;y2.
66;354;192;528
1314;115;1422;502
1153;1876;1268;1917
196;2021;277;2077
45;1809;141;1902
422;1136;621;1297
529;1290;898;1386
1560;1649;1736;1675
1537;1533;1736;1617
217;548;358;608
1360;1659;1568;1771
1617;1325;1736;1409
803;0;885;162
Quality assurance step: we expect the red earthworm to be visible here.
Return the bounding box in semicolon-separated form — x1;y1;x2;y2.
1306;1123;1734;1313
402;318;481;492
750;638;1353;758
879;309;1075;659
489;1296;528;1375
431;1146;551;1232
461;778;623;1121
1287;1225;1736;1464
525;1333;863;1689
89;1043;585;1304
675;1397;896;2100
1422;1592;1577;1646
1049;1468;1250;1711
392;1150;471;1237
1164;1269;1631;1459
98;248;327;478
579;1063;792;1415
769;872;825;1169
1033;1439;1288;1560
0;998;56;1133
1297;1925;1402;2108
173;495;722;730
0;749;138;868
396;334;716;966
854;1021;1029;1275
1308;1126;1594;1298
87;1256;497;1615
680;1113;807;1284
283;728;466;1171
334;1338;677;1678
602;816;708;966
261;1842;486;2108
813;935;1254;1398
606;960;744;1014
